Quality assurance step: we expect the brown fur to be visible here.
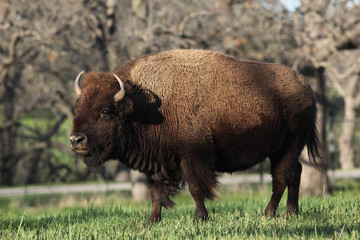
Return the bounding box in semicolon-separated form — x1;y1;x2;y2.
70;49;322;222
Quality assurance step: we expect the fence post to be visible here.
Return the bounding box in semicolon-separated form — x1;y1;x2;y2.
329;111;335;183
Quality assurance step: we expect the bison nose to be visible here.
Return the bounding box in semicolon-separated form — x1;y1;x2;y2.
70;133;87;148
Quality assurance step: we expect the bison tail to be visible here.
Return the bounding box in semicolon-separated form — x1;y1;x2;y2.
306;117;325;171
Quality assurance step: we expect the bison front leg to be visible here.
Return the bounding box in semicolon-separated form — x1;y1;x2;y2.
148;181;163;223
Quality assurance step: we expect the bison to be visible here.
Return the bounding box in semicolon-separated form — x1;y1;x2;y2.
70;49;322;222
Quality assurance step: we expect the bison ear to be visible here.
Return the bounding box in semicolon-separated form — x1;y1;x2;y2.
117;98;134;117
113;74;134;116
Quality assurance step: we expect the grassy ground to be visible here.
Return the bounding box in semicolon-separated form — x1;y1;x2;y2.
0;181;359;239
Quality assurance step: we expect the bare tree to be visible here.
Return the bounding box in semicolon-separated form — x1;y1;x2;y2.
294;0;330;195
293;0;360;194
325;50;360;169
0;0;84;185
295;0;360;170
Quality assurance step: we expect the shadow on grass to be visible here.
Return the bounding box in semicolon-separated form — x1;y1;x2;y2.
0;206;142;232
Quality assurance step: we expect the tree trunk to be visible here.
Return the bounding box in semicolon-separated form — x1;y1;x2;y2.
338;97;356;169
298;0;330;196
24;150;43;184
1;85;16;185
300;151;328;196
300;68;328;196
0;63;23;185
130;170;149;202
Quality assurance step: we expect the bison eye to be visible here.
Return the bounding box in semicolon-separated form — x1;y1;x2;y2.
100;108;111;118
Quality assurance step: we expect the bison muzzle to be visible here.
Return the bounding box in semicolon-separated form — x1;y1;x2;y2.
70;49;322;222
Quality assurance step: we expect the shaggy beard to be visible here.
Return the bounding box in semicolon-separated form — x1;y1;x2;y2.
80;146;113;170
79;137;121;170
81;156;105;170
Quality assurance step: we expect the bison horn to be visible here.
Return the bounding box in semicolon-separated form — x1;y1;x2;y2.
113;74;126;102
74;71;85;97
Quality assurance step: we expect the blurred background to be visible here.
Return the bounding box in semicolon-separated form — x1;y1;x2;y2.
1;0;360;200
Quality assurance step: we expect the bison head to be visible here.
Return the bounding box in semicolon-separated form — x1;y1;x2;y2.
70;71;133;169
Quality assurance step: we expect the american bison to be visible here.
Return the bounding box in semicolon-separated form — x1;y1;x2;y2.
70;49;322;222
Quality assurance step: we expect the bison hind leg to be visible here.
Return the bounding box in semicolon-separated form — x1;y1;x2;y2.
285;161;302;216
265;137;304;217
180;154;218;221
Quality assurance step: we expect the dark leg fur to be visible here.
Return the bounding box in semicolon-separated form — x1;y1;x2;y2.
265;160;287;217
147;180;180;223
266;142;303;217
187;180;209;220
180;154;217;221
286;161;302;216
148;182;163;223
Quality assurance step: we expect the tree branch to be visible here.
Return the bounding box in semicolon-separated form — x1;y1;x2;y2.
0;115;66;170
353;76;360;108
178;10;214;36
0;31;35;84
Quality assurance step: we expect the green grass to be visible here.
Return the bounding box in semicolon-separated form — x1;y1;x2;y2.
0;183;359;239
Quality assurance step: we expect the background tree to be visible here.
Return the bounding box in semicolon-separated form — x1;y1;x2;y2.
1;0;359;199
295;0;360;173
325;50;360;170
293;0;360;194
0;0;84;185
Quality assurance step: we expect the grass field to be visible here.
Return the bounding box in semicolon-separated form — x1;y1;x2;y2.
1;181;360;239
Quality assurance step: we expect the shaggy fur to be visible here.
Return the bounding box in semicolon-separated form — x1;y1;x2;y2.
70;49;322;222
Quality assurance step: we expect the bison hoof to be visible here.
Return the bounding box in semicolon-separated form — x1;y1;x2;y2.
264;208;276;218
147;216;161;224
194;213;209;221
285;208;299;217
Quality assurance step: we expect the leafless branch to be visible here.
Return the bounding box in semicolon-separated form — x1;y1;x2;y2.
0;31;36;83
327;61;360;80
178;10;214;36
354;89;360;108
321;60;360;97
